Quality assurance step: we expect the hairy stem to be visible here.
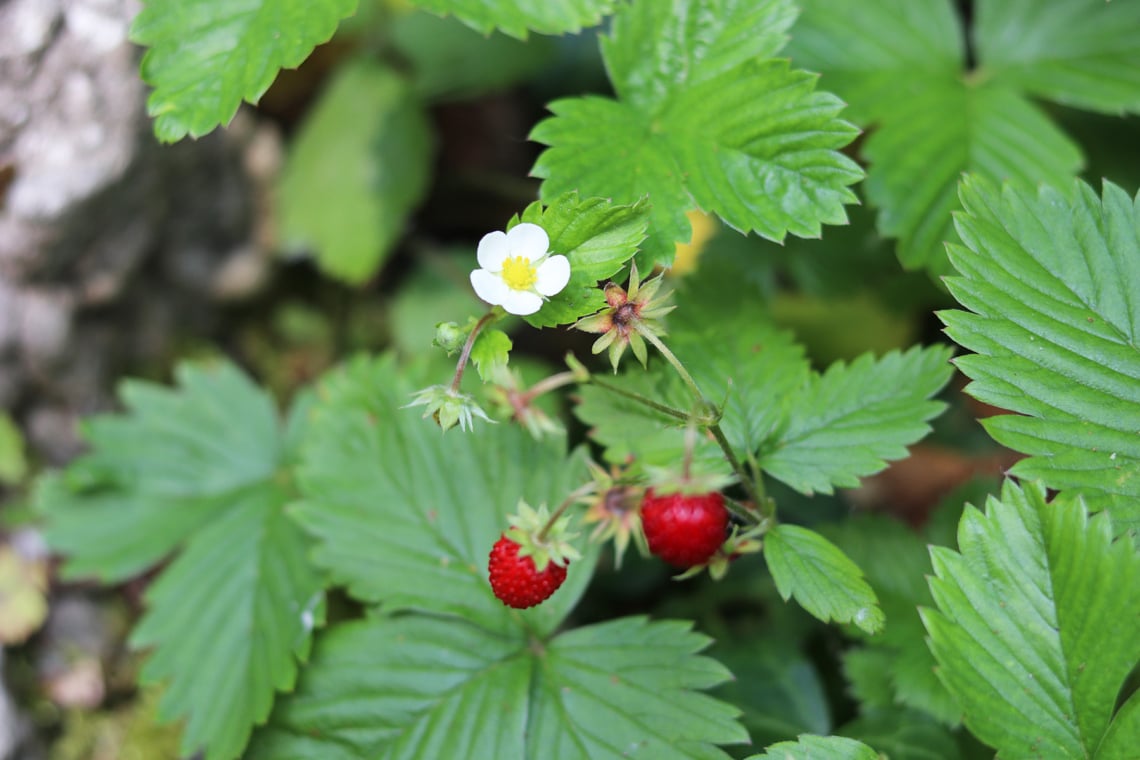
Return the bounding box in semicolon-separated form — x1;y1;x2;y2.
450;310;498;392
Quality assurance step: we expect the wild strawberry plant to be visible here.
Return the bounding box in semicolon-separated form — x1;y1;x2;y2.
31;0;1140;758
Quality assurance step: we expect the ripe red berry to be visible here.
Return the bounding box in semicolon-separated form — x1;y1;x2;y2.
488;534;568;609
640;489;729;568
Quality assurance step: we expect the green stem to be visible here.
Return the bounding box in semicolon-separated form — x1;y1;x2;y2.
708;424;765;519
634;322;702;401
450;310;498;392
588;376;691;421
538;481;597;541
634;322;768;518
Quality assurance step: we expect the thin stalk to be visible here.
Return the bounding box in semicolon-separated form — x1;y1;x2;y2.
708;424;765;518
521;371;577;403
538;481;598;541
588;376;691;421
634;321;702;401
450;311;497;392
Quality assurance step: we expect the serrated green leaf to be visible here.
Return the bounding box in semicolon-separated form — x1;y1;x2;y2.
511;193;650;328
412;0;615;38
842;649;895;711
531;0;862;268
292;354;592;636
744;734;879;760
36;476;227;583
131;0;359;142
940;177;1140;533
764;524;883;634
70;362;280;497
759;346;953;495
786;0;963;124
976;0;1140;114
37;360;322;760
469;328;512;381
278;60;432;284
132;483;323;760
921;480;1140;757
249;614;746;758
788;0;1095;272
862;82;1082;272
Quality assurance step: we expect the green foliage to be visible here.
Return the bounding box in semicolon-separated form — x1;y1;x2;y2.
764;524;884;635
132;0;359;141
412;0;615;38
788;0;1140;271
839;710;963;760
922;480;1140;757
941;177;1140;534
531;0;863;268
390;10;556;101
744;734;878;760
248;614;744;758
828;514;960;725
37;362;323;760
291;354;592;632
278;60;432;284
576;300;952;496
758;345;953;495
514;193;651;328
245;355;747;756
469;328;512;380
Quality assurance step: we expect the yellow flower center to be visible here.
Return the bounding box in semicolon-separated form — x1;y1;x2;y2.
501;256;538;291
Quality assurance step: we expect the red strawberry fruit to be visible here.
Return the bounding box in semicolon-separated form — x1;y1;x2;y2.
640;489;729;568
488;533;568;609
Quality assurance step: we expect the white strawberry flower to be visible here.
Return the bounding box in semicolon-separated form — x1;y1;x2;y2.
470;223;570;316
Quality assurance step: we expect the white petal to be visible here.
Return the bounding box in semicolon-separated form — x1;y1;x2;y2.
506;223;549;261
534;254;570;296
477;231;510;271
500;290;543;315
470;269;508;306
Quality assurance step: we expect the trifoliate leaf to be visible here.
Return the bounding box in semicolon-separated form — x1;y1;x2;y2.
743;734;879;760
513;193;650;328
921;480;1140;757
764;524;884;635
131;0;359;142
278;60;432;284
37;362;322;760
469;328;512;381
788;0;1090;272
975;0;1140;114
291;354;592;636
759;346;953;495
248;615;746;758
412;0;615;38
940;177;1140;534
531;0;863;268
